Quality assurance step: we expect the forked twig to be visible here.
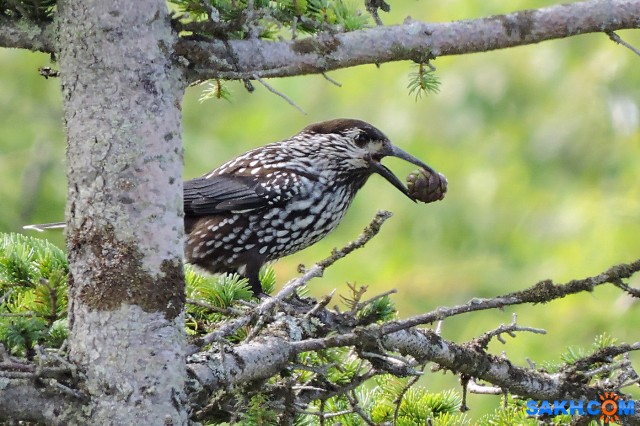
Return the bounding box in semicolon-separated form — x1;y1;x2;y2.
606;31;640;57
253;74;307;115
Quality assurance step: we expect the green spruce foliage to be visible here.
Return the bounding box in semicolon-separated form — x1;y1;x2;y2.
171;0;370;38
408;62;441;100
0;233;68;357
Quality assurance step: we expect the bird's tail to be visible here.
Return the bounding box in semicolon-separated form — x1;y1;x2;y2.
23;222;66;232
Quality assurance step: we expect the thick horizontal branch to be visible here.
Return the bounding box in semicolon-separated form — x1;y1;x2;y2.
186;324;640;422
0;378;86;424
289;326;639;407
3;1;638;82
384;330;640;400
175;0;640;82
383;330;640;425
187;336;292;396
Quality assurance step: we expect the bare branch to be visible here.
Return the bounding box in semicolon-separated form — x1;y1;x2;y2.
611;279;640;298
190;315;253;351
0;378;87;424
252;74;307;115
0;348;87;423
365;0;390;27
380;258;640;335
175;0;640;82
356;288;397;312
606;30;640;56
393;373;422;423
298;409;355;419
467;379;503;395
295;370;378;406
346;391;376;426
383;329;596;402
187;336;292;395
564;342;640;373
287;260;640;356
288;258;640;353
581;361;626;378
304;289;336;318
321;72;342;87
472;313;546;349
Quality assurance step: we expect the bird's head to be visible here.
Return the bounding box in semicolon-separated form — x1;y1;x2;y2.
299;118;439;201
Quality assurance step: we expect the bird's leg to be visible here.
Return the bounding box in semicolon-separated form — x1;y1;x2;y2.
246;265;264;297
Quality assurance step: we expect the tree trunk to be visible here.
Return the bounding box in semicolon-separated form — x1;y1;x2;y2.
57;0;187;423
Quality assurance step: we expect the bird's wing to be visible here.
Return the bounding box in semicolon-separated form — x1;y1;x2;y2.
184;171;305;215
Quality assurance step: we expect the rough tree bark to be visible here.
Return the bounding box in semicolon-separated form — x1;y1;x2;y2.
57;0;187;423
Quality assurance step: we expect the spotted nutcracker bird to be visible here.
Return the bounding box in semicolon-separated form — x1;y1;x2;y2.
25;119;445;296
183;118;445;295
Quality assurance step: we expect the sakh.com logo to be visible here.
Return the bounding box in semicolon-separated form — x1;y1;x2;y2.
526;391;635;423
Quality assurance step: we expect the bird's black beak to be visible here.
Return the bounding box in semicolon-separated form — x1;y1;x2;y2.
369;144;438;202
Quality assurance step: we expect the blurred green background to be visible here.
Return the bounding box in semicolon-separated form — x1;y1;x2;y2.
1;0;638;419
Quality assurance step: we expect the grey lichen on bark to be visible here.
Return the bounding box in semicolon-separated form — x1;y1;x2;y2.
56;0;188;423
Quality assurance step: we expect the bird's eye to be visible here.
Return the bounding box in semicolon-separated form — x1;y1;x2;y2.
353;132;369;147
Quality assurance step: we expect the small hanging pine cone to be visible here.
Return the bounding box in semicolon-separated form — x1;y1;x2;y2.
407;168;447;203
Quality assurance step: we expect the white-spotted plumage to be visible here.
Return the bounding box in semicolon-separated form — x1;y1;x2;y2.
184;118;440;295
